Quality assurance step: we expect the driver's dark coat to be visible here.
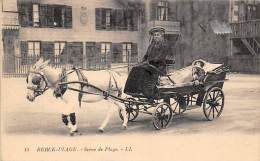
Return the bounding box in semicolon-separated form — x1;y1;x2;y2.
142;39;171;64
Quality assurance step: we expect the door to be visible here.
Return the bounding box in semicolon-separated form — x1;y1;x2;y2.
3;29;19;73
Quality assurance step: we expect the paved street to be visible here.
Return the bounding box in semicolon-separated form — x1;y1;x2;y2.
1;73;260;161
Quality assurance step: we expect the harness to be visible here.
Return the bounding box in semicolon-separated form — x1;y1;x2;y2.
53;68;68;98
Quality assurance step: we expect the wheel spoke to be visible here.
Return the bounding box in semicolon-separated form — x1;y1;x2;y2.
207;107;212;118
215;96;223;103
213;91;216;100
214;106;219;114
205;104;211;110
161;119;164;127
212;106;215;119
209;93;213;101
215;91;220;100
131;112;136;118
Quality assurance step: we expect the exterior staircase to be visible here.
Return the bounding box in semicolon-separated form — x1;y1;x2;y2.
241;38;260;55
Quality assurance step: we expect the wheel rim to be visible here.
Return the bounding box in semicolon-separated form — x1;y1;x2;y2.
153;103;172;130
119;98;139;121
203;87;224;121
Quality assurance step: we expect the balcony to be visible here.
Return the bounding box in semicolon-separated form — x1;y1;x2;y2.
148;20;181;35
2;11;20;29
230;20;260;38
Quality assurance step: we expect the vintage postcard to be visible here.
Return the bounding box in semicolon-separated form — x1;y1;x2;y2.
1;0;260;161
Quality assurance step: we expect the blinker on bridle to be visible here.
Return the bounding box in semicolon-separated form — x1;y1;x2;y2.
26;71;49;96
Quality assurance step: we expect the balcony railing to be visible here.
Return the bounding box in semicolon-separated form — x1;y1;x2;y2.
231;20;260;38
148;20;181;35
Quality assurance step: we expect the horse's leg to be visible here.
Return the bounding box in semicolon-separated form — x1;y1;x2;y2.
114;101;128;129
62;113;79;136
62;114;71;129
98;100;113;133
69;113;78;133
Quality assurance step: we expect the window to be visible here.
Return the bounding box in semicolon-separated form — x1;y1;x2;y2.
101;43;111;62
96;8;138;31
54;42;66;56
18;3;72;28
122;43;132;63
28;41;40;56
33;4;39;27
157;1;168;21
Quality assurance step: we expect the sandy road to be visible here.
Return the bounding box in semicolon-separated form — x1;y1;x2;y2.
1;73;260;161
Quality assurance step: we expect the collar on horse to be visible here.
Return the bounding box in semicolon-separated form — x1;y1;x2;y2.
53;67;68;98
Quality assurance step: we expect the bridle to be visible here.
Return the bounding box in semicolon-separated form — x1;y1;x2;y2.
26;71;50;97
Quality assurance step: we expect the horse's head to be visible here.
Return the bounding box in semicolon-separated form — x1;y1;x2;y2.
26;58;50;102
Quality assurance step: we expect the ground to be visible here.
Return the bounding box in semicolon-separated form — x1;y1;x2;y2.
1;73;260;161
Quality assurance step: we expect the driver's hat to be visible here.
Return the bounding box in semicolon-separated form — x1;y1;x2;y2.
149;26;165;35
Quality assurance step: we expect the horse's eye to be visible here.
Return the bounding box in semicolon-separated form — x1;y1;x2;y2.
32;76;41;85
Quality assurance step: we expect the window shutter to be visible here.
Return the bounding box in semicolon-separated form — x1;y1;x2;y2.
86;42;96;69
20;41;28;57
46;5;54;27
131;43;138;62
27;3;33;26
111;9;117;30
132;10;139;31
112;43;122;63
95;8;102;30
64;6;72;28
39;5;48;27
168;2;176;21
18;3;27;27
150;1;158;20
95;42;101;68
41;41;54;60
18;3;33;27
118;9;125;30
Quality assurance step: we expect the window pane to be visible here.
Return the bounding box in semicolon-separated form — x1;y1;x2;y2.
122;50;127;62
122;44;126;49
34;42;40;50
106;43;110;50
35;49;40;56
28;42;34;50
101;43;106;50
60;43;65;50
33;4;39;12
127;44;132;49
28;49;34;56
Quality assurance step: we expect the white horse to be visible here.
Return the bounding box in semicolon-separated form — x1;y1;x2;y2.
26;58;128;135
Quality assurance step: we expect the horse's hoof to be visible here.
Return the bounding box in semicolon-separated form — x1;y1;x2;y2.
70;131;82;136
98;128;104;133
122;125;127;130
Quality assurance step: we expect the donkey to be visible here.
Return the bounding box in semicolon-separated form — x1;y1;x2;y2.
26;58;128;135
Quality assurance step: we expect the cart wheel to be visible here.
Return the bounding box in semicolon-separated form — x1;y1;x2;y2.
153;103;173;130
119;98;139;122
203;87;224;121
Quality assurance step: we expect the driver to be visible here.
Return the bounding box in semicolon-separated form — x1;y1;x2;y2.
142;26;171;74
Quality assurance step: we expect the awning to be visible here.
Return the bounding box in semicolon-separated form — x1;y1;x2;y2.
2;25;20;30
210;20;232;35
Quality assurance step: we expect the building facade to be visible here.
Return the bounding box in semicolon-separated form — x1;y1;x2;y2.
229;0;260;73
3;0;257;76
2;0;146;75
